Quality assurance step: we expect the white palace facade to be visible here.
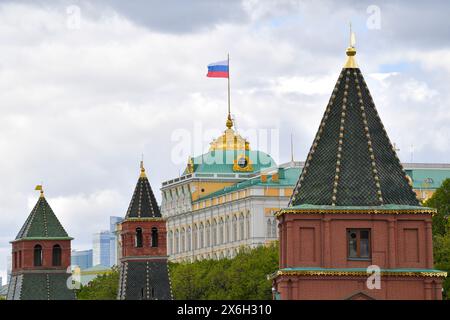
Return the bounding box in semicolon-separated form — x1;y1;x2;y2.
160;117;301;262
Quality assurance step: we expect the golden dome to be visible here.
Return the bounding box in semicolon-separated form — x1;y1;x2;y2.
209;127;250;151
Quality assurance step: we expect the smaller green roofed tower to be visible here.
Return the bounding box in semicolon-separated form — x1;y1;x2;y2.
7;186;75;300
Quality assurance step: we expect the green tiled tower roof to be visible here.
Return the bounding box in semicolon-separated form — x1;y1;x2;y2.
125;162;161;219
290;46;420;207
15;192;70;240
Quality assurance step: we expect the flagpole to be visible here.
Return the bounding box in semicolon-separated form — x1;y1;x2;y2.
227;53;231;121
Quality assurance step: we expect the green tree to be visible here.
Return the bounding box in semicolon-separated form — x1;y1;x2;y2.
170;242;279;300
433;226;450;299
76;266;119;300
425;178;450;299
424;178;450;236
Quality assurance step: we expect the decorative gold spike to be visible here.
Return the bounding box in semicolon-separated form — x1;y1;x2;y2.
35;184;44;197
226;113;233;129
344;24;358;69
140;160;147;178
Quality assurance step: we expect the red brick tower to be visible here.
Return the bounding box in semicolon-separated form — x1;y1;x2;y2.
117;162;172;300
7;186;74;300
272;41;447;300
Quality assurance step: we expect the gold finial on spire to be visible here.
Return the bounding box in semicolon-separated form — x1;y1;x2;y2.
140;159;147;178
35;184;44;198
226;113;233;129
344;22;358;68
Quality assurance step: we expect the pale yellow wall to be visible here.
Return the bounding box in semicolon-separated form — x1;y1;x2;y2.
264;188;279;196
264;208;280;216
190;181;235;201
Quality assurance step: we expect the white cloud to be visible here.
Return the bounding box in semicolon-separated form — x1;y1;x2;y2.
272;74;337;95
0;1;449;279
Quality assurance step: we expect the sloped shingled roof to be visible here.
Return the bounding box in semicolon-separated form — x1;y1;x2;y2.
118;260;172;300
125;168;161;219
290;50;420;207
7;273;75;300
15;195;70;240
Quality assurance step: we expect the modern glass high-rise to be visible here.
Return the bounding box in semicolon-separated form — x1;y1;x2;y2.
92;217;123;268
93;231;113;267
109;216;123;267
71;249;93;270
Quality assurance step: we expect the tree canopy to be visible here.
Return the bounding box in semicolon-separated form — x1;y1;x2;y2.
426;178;450;299
169;243;279;300
76;266;119;300
425;178;450;236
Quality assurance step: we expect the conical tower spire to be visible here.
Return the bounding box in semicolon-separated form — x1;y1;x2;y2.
290;37;419;207
125;161;161;219
15;186;71;240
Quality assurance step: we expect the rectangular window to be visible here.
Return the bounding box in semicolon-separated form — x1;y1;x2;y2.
347;229;371;260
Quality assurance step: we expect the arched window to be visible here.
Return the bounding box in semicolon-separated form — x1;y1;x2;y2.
181;228;186;252
187;227;192;251
272;220;277;238
175;230;179;253
151;227;158;247
239;214;245;241
34;244;42;267
232;216;237;242
246;213;251;239
267;219;272;238
52;244;62;266
212;220;217;246
225;216;230;243
206;221;211;247
219;218;224;244
135;228;143;248
199;223;204;248
168;231;173;255
193;225;198;250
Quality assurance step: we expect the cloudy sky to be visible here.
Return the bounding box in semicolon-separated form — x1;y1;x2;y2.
0;0;449;282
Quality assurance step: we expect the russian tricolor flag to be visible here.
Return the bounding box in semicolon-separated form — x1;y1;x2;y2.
207;60;229;78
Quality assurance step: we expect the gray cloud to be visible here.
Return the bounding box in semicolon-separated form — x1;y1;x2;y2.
0;0;449;282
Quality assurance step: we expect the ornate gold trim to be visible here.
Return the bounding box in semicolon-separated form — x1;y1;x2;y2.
124;217;165;222
276;207;436;218
272;270;447;279
233;155;253;172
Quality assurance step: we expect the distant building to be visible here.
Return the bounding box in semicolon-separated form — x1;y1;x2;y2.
6;255;11;284
93;231;114;267
71;249;93;270
109;216;123;266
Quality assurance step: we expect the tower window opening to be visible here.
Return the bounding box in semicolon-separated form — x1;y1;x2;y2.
34;244;43;266
347;229;371;259
135;228;143;248
151;227;159;247
52;244;62;266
